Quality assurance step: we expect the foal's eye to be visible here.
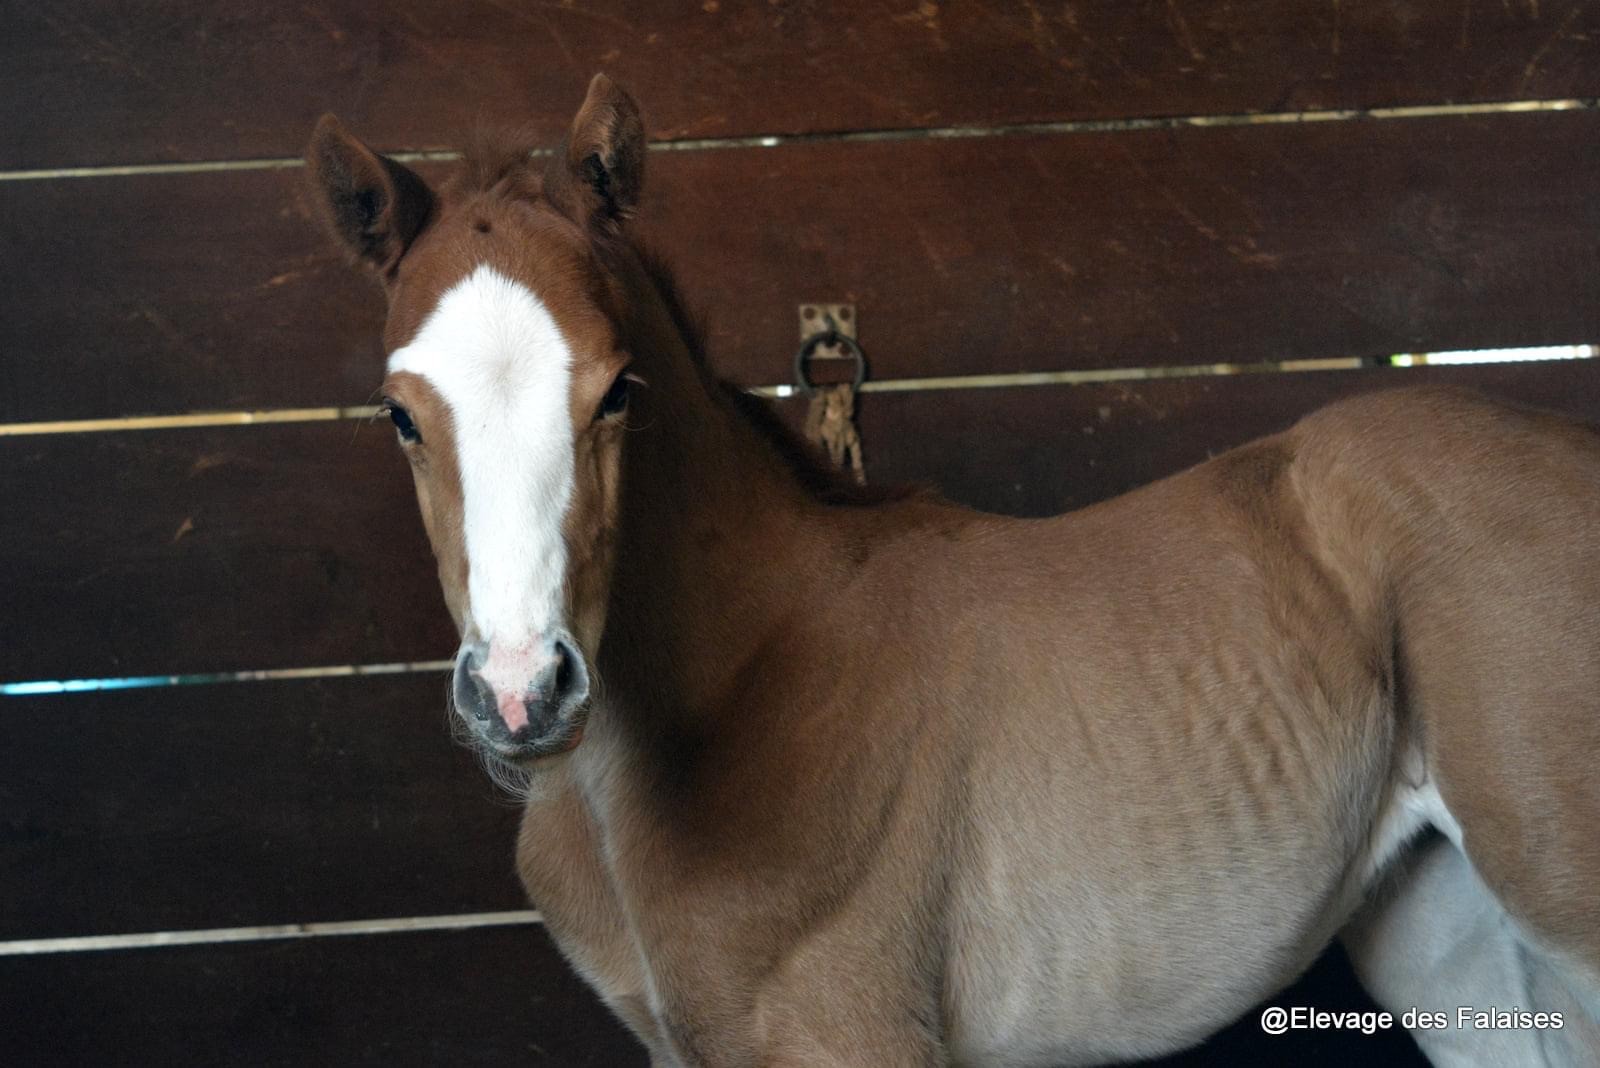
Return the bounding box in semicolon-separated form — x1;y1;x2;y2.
596;373;631;420
383;401;421;444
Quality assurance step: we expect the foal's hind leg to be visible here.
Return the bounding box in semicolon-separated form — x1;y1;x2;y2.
1365;404;1600;1068
1390;412;1600;986
1344;835;1600;1066
1400;572;1600;987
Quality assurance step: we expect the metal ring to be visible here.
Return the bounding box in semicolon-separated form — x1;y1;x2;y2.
793;331;867;395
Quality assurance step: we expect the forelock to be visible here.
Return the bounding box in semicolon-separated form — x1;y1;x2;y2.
456;125;545;200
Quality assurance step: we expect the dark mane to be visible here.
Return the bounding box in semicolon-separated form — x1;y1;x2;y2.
634;248;924;508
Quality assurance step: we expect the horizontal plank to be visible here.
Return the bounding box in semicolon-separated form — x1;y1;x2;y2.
0;924;647;1066
0;674;527;940
641;111;1600;389
0;164;392;423
6;1;1600;168
5;362;1597;682
0;419;455;680
5;111;1599;423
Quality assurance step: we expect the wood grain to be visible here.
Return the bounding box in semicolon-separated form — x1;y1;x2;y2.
4;112;1598;424
6;1;1600;168
0;419;454;681
0;674;527;941
5;362;1596;682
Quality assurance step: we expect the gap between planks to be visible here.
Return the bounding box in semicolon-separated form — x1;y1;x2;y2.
4;360;1371;436
0;910;544;957
0;98;1593;182
3;349;1596;437
1;659;456;695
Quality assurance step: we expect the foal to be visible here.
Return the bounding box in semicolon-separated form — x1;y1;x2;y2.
308;75;1600;1066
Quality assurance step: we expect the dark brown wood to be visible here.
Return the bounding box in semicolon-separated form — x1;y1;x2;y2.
0;924;648;1066
5;362;1596;683
4;112;1598;423
0;419;456;681
0;674;528;940
0;165;394;423
645;112;1600;392
6;1;1600;168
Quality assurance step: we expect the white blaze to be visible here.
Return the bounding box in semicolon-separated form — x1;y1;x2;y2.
387;265;575;650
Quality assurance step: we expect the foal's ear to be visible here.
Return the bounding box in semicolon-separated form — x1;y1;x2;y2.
545;73;645;228
304;114;434;275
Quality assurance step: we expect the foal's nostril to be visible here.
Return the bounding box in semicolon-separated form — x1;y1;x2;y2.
549;635;590;716
453;642;493;723
553;643;574;696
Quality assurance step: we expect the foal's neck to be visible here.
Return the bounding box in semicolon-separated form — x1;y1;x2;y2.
597;247;851;736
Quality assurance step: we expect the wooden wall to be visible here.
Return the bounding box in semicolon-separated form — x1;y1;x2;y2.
3;2;1598;1063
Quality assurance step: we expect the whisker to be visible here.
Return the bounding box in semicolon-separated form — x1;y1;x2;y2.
350;385;388;446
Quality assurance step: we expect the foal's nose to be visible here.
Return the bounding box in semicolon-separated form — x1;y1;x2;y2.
453;633;590;755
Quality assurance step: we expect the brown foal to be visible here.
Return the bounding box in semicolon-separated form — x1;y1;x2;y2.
307;75;1600;1066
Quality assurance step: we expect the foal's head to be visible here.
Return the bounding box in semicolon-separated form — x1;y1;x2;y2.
307;75;652;764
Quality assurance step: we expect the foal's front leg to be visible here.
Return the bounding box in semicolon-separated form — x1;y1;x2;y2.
514;771;672;1060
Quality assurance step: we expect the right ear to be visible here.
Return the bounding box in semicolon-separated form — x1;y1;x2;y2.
544;73;645;230
305;114;434;276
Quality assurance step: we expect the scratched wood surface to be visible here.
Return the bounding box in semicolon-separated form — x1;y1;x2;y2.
6;361;1597;683
0;418;456;681
0;674;526;941
0;924;650;1066
7;1;1600;169
4;110;1598;424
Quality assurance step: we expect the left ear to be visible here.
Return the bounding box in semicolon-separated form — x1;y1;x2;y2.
545;73;645;228
304;114;434;276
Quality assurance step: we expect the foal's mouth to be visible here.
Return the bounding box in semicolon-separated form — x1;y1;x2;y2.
477;716;588;764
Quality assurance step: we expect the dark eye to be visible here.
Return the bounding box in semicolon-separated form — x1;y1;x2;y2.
597;374;630;420
383;401;421;444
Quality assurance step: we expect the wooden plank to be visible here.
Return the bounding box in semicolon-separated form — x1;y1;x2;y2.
4;112;1598;423
0;420;456;681
0;165;393;424
6;2;1600;169
0;925;648;1066
642;112;1600;390
5;362;1596;683
0;674;528;940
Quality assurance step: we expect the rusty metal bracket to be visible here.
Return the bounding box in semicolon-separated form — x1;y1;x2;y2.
797;303;866;483
794;303;864;394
